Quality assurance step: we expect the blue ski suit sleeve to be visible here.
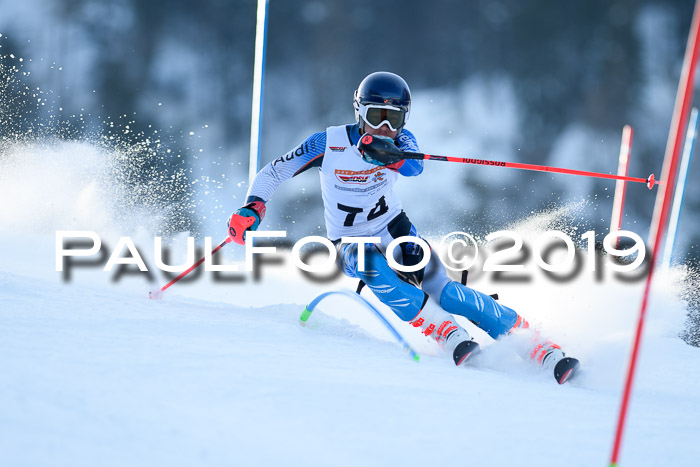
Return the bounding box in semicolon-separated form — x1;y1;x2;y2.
395;129;423;177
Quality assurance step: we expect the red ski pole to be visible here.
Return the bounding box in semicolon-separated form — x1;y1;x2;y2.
149;237;231;299
400;151;658;189
149;216;255;299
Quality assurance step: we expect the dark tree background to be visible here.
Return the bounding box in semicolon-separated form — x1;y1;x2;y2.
0;0;697;255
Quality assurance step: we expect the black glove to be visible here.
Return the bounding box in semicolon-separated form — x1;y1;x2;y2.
357;134;405;166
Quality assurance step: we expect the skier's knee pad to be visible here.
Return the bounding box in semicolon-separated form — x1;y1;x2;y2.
439;281;518;339
344;244;427;322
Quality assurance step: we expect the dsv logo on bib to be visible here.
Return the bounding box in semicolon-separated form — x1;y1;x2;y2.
335;167;385;185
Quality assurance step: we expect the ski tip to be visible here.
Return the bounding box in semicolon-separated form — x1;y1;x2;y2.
554;357;580;384
453;340;480;366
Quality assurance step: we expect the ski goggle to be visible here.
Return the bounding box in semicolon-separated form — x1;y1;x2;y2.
357;104;407;131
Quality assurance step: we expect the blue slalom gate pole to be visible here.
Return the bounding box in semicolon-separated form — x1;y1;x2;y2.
299;289;420;362
248;0;270;185
661;106;698;269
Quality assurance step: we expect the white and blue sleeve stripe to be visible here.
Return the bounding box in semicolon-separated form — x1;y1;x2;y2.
246;131;327;202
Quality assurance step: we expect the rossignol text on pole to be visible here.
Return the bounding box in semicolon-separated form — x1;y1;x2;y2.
398;150;658;189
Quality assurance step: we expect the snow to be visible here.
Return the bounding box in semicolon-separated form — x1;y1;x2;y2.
2;141;700;467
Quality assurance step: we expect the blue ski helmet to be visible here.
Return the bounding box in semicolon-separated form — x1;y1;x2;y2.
353;72;411;132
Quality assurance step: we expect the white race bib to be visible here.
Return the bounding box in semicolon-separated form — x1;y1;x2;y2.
320;125;402;240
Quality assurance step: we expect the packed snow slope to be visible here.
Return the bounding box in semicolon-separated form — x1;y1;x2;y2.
1;141;699;467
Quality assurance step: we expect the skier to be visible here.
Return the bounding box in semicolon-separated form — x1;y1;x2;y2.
228;71;579;383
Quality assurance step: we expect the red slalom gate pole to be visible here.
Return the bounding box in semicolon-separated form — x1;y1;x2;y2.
149;237;231;299
611;125;634;247
401;151;658;189
609;0;700;465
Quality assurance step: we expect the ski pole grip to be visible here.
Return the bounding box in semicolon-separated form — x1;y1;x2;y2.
400;150;427;160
